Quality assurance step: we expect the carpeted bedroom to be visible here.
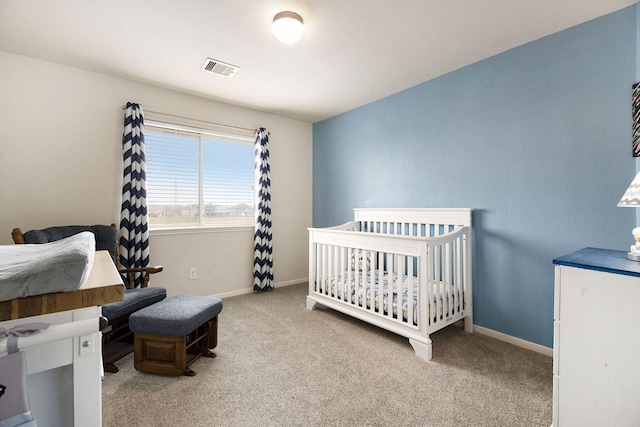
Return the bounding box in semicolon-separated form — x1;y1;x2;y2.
101;283;553;426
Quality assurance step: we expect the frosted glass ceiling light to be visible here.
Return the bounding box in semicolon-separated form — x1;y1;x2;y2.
272;11;304;44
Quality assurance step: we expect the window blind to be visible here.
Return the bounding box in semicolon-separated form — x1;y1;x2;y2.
145;122;254;228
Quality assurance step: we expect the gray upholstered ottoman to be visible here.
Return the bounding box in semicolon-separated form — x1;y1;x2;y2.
129;295;223;376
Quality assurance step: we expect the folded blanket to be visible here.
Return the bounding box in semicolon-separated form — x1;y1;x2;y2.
0;232;95;302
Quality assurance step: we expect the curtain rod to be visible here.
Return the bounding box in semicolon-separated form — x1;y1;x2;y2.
121;105;269;135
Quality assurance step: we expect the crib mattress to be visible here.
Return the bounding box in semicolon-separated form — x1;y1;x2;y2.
316;270;462;325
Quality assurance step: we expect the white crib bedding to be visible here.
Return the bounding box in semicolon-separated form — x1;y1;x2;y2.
317;270;462;325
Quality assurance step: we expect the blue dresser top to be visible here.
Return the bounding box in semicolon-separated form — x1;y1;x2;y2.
553;247;640;278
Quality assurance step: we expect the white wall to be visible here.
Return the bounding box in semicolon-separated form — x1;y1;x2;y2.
0;51;312;297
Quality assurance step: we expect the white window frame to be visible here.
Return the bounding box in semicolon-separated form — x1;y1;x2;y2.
143;112;255;234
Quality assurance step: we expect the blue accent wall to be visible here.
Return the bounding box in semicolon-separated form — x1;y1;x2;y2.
312;6;637;348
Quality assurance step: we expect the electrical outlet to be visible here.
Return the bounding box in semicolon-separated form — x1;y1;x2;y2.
189;268;197;280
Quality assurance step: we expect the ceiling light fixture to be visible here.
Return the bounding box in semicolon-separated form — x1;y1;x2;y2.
272;11;304;44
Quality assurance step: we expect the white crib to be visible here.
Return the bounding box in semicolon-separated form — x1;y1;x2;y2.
307;208;472;361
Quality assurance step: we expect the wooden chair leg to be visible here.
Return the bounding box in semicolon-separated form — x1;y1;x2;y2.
104;362;119;374
199;347;217;358
207;316;218;349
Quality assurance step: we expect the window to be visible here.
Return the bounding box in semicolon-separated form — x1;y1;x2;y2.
144;118;255;229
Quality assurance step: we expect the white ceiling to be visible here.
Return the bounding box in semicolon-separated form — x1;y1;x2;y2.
0;0;636;123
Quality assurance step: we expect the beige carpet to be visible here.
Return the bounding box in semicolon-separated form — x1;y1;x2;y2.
102;283;552;426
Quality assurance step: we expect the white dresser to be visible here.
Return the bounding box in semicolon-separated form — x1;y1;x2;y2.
552;247;640;427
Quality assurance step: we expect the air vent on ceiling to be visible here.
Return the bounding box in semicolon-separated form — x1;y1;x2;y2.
201;58;239;78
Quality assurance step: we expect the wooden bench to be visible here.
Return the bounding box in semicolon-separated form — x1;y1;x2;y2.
128;295;223;376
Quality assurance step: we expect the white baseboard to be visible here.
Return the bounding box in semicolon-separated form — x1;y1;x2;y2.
213;277;308;299
472;324;553;358
276;278;308;288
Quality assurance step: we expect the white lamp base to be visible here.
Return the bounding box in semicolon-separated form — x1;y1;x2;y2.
628;252;640;261
628;227;640;261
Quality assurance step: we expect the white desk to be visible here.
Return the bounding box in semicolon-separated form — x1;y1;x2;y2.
0;251;124;427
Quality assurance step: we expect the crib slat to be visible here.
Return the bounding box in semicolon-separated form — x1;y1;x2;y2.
396;256;413;322
407;255;414;325
433;243;442;326
325;244;331;296
371;250;376;314
313;243;319;293
319;244;325;294
403;254;408;322
314;243;318;293
378;252;393;317
369;250;374;313
347;247;353;305
336;245;342;301
327;245;332;298
458;236;463;314
376;251;382;316
451;239;457;315
444;241;452;319
393;255;404;319
391;253;396;318
390;252;394;318
339;246;345;302
364;249;369;309
363;248;367;308
444;241;451;318
443;242;449;319
455;237;461;315
440;242;446;318
360;249;365;305
331;243;336;297
355;248;362;307
458;236;464;313
325;244;331;295
426;244;432;325
364;249;368;310
400;253;406;321
350;247;356;303
327;244;333;297
334;244;339;300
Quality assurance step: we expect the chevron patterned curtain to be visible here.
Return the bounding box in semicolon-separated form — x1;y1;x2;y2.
119;102;149;287
254;128;273;291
